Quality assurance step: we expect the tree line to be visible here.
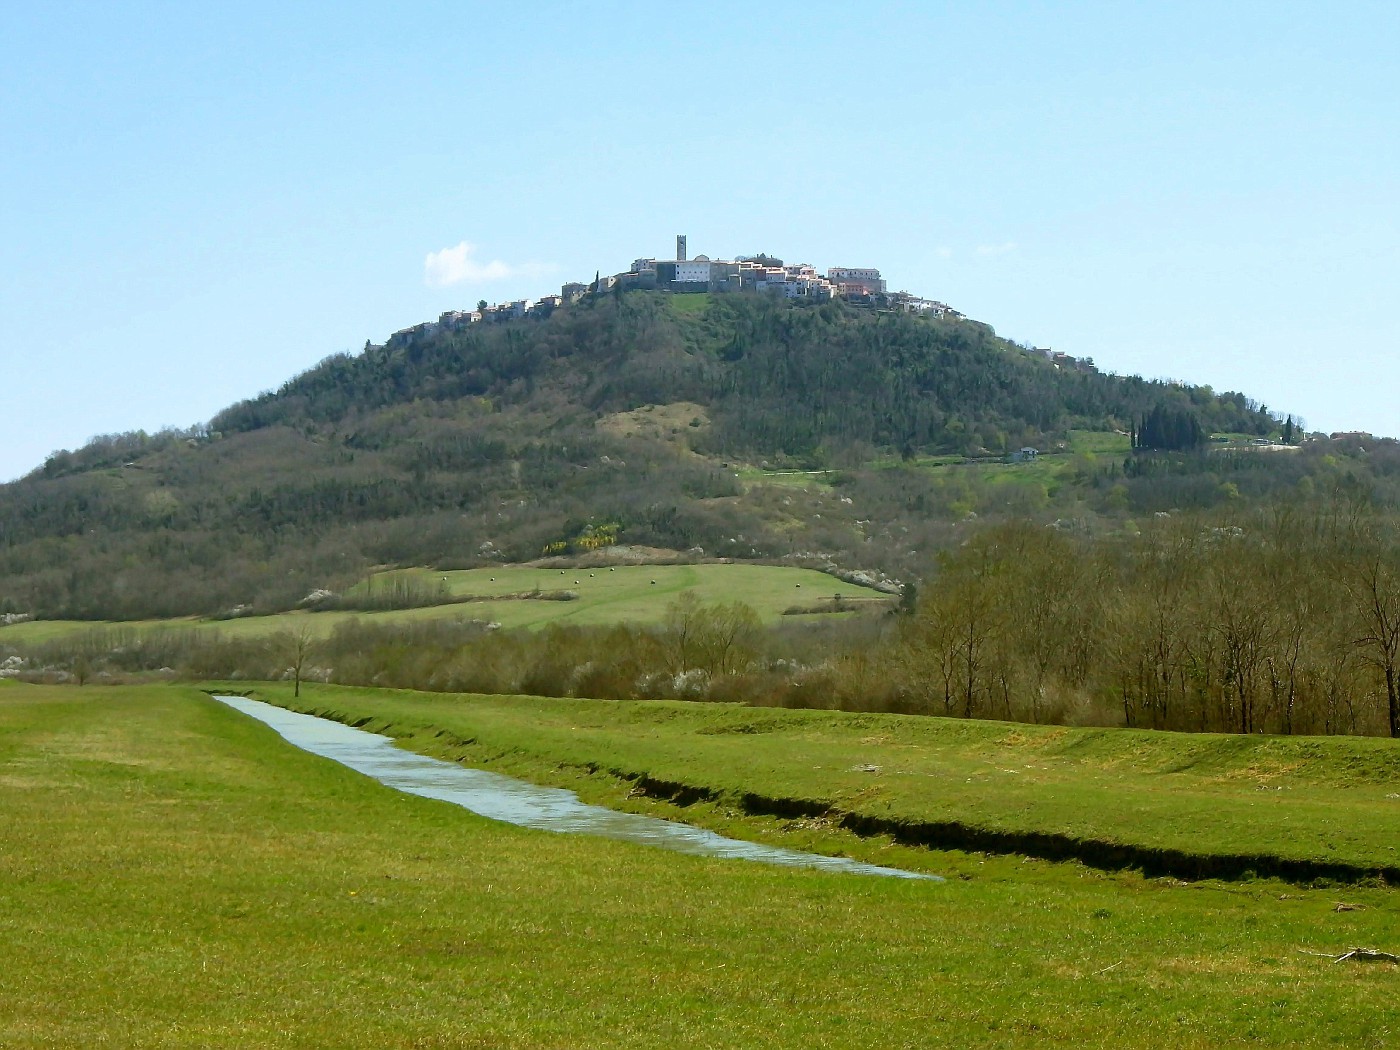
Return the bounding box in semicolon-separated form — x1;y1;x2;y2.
11;496;1400;738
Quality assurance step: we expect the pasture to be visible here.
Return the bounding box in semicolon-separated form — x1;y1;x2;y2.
270;682;1400;879
2;681;1397;1047
351;562;890;625
0;563;891;648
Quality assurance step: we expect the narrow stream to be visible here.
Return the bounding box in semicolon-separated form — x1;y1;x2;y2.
215;695;939;881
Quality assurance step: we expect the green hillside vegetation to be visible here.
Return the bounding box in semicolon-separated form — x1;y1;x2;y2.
0;291;1297;623
5;683;1399;1047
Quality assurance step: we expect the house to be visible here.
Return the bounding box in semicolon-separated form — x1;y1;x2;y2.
617;270;658;291
891;294;960;318
438;310;473;330
673;256;713;284
1008;447;1039;462
827;267;886;294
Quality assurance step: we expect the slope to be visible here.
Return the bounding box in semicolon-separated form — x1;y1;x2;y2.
0;291;1291;621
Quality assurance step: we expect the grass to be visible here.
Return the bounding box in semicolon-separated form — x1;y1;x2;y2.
351;563;888;625
1064;430;1132;456
260;683;1400;878
668;291;711;313
871;431;1130;473
0;563;888;647
735;466;836;491
4;681;1400;1047
862;431;1128;515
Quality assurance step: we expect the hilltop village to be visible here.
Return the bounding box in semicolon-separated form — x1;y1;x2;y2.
386;236;1104;377
404;236;965;336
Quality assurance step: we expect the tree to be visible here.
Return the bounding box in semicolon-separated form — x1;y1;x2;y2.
1136;404;1206;452
908;536;1008;719
1340;542;1400;737
279;621;318;698
662;591;760;677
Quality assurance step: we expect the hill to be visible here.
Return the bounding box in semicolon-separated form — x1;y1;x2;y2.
0;289;1374;623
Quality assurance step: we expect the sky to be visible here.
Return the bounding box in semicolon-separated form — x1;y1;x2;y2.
2;1;1398;482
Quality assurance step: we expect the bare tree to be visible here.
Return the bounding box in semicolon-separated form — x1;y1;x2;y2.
662;592;760;677
1342;550;1400;737
280;621;317;698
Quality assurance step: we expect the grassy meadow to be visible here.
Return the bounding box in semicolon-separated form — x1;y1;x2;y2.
4;681;1400;1047
667;291;711;313
0;563;889;648
736;467;837;491
261;683;1400;879
353;563;889;624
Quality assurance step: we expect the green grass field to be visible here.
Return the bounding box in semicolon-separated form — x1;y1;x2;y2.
1064;430;1132;456
263;683;1400;879
735;467;836;491
354;563;888;624
0;563;889;647
4;682;1399;1047
668;291;711;314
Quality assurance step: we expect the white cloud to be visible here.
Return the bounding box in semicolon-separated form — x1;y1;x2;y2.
975;242;1018;257
423;241;553;288
935;246;954;259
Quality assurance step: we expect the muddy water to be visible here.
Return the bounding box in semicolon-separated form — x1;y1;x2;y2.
215;695;939;881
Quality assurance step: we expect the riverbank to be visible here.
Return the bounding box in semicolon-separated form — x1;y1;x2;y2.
240;681;1400;885
3;682;1399;1047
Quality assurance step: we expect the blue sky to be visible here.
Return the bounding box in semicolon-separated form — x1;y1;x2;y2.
3;1;1397;481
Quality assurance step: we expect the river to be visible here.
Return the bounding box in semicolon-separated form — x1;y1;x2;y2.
214;695;939;881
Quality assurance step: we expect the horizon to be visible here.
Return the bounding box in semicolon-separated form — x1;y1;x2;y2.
3;2;1397;481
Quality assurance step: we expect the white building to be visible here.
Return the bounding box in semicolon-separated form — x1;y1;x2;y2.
675;258;713;283
827;267;886;294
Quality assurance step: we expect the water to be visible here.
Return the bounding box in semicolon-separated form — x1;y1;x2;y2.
214;695;939;881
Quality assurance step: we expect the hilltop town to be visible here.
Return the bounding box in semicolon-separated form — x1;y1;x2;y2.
385;236;1110;378
407;236;964;336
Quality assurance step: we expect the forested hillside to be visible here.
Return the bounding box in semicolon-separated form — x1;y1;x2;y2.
0;290;1379;622
209;293;1274;455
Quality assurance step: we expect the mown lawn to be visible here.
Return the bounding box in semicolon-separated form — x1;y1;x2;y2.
3;682;1399;1047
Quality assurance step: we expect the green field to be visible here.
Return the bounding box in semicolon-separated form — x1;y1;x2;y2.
1064;430;1133;456
735;467;836;491
0;563;890;647
668;291;711;313
265;683;1400;879
4;682;1399;1047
